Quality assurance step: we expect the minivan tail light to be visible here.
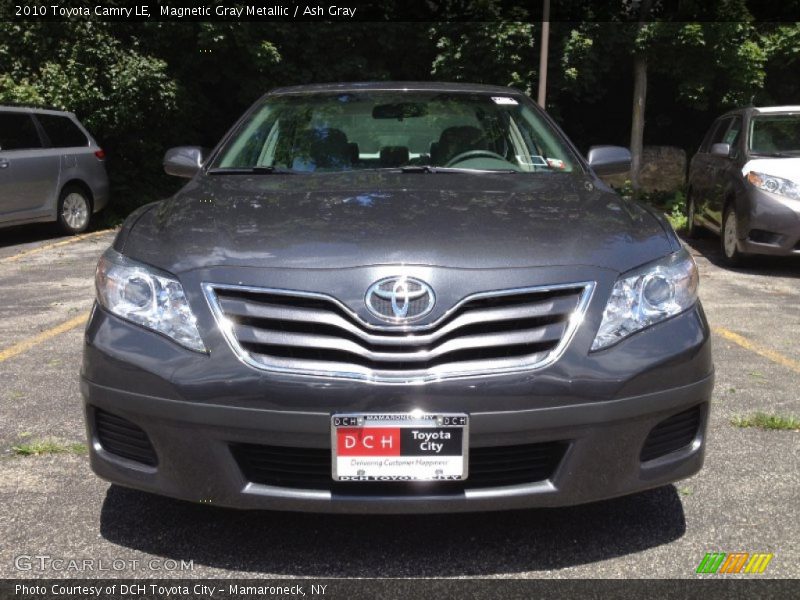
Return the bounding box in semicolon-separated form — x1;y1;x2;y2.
94;149;106;160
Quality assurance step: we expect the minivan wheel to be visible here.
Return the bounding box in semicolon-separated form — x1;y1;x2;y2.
57;186;92;234
721;206;745;266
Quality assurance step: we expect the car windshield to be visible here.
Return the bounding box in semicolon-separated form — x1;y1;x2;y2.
212;91;579;174
749;113;800;155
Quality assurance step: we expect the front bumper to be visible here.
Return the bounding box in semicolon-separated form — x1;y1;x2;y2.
739;187;800;256
81;302;714;513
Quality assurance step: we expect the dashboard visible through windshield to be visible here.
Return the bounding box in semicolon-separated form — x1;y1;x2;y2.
213;91;579;174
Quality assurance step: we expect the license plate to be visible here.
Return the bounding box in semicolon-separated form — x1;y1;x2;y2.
331;413;469;482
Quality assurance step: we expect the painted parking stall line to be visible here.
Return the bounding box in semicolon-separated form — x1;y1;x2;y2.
0;313;88;364
713;326;800;374
0;229;113;264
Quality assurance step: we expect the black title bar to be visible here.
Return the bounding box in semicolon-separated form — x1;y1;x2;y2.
1;0;800;22
1;578;798;600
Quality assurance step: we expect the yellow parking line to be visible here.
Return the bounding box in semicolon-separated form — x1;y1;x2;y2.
0;229;114;264
0;314;88;364
713;326;800;374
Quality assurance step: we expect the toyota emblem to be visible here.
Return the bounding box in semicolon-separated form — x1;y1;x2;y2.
365;276;435;322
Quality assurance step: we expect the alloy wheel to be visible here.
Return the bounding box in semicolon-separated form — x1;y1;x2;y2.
62;193;89;231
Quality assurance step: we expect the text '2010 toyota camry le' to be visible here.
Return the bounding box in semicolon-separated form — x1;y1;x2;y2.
81;82;713;513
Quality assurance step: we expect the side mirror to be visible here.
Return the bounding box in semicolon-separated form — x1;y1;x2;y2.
586;145;632;176
163;146;207;178
710;142;731;157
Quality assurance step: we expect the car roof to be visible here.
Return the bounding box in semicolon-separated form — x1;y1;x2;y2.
268;81;525;96
717;105;800;119
751;105;800;114
0;105;76;117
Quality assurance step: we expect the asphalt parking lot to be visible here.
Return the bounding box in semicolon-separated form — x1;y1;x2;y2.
0;223;797;579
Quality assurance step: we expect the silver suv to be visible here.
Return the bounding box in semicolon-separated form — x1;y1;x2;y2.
0;106;109;234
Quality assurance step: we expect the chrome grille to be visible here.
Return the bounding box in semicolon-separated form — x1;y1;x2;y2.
204;281;593;383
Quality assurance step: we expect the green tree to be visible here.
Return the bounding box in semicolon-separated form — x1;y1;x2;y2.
431;19;536;92
0;21;180;216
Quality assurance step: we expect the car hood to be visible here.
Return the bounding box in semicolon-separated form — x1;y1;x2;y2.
121;171;675;274
742;157;800;183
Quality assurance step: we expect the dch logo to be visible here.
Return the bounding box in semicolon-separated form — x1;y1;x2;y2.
337;427;400;456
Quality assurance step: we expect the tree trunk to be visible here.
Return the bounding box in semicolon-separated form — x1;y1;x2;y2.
630;53;647;195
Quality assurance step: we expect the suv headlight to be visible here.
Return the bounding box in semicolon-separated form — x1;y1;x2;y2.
747;171;800;201
95;249;206;352
591;249;699;351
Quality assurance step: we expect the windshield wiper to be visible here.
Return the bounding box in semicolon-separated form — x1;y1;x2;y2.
207;166;297;175
399;165;517;174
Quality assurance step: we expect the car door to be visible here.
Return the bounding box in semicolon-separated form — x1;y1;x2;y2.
690;118;727;225
0;111;60;223
692;117;734;231
35;111;92;191
707;115;743;227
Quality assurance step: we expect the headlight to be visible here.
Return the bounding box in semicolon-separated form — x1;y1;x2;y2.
591;249;698;351
95;249;206;352
747;171;800;201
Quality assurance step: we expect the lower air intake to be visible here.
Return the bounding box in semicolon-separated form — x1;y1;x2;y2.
640;405;702;462
231;440;567;493
94;408;158;466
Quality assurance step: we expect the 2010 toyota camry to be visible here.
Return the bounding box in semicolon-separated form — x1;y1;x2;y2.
81;82;713;513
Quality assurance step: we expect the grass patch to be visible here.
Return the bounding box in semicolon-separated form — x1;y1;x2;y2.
731;413;800;431
11;439;88;457
665;201;687;233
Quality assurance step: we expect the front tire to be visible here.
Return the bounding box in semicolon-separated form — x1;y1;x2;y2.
57;186;92;235
721;206;745;267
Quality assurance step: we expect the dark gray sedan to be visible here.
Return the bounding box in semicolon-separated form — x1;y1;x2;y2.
687;105;800;265
81;82;712;513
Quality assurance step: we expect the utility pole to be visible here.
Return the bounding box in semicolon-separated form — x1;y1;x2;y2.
629;0;652;196
537;0;550;108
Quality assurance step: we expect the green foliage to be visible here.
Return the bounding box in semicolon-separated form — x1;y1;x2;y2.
11;439;88;456
612;181;687;231
0;22;181;222
647;21;767;111
665;192;688;232
560;23;625;102
758;23;800;104
731;413;800;431
0;74;42;104
431;20;536;92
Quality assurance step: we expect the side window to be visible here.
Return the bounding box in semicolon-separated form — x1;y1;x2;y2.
699;120;722;153
723;116;742;147
37;114;89;148
709;118;733;146
0;113;43;151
